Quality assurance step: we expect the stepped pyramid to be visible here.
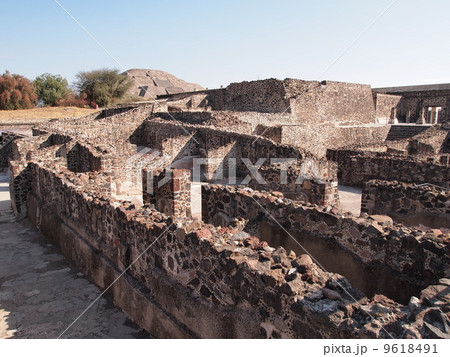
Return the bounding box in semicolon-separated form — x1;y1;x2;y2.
123;69;203;99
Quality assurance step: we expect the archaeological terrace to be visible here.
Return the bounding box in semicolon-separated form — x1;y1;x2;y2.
2;77;449;338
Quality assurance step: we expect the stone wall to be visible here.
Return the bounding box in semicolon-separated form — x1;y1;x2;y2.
138;119;338;205
236;111;294;132
29;105;169;199
400;95;449;124
153;111;253;134
278;124;391;158
66;142;102;173
373;93;402;124
362;180;450;229
16;161;450;339
134;120;198;162
8;132;138;206
201;184;449;303
247;165;339;206
38;104;154;149
11;135;50;161
224;79;290;113
9;160;31;217
374;87;450;124
11;133;104;175
333;125;449;157
286;80;376;125
407;126;450;155
0;132;25;170
142;119;333;175
254;125;283;143
201;79;378;125
205;88;226;110
327;149;450;187
164;93;210;112
143;168;192;218
18;163;363;337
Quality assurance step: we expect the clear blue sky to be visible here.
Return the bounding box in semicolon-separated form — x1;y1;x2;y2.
1;0;449;89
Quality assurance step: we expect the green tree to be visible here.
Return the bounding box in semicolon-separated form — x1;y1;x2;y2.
75;69;133;107
0;71;37;110
34;73;69;106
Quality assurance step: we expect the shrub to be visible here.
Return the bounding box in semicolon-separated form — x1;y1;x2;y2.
55;92;88;108
34;73;70;106
0;71;37;110
75;69;133;107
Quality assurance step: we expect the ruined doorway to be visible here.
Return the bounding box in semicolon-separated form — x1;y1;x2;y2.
425;106;442;124
191;181;202;220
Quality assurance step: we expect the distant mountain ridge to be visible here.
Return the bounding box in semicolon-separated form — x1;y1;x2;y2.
122;69;204;99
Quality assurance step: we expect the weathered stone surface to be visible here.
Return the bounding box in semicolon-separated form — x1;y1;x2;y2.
328;148;449;188
322;288;341;301
292;254;314;272
369;215;394;225
362;180;450;229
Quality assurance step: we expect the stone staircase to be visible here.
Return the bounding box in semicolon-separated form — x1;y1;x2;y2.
385;125;431;141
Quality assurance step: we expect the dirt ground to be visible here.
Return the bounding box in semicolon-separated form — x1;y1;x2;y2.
338;185;362;216
0;107;99;123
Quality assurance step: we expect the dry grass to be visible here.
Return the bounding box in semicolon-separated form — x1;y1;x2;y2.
0;107;99;123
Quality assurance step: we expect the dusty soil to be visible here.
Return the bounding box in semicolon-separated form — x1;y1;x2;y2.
0;107;99;123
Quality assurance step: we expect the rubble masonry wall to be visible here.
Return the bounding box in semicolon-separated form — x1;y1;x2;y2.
201;184;448;303
362;180;450;229
327;149;450;187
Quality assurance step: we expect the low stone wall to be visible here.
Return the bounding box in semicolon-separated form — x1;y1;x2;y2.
24;163;257;338
9;160;31;216
333;125;449;158
327;149;450;187
248;165;339;206
407;126;449;155
0;132;26;170
362;180;450;229
254;125;282;142
142;119;334;173
153;111;253;134
66;142;102;173
11;134;104;174
11;135;49;161
138;119;338;205
278;124;391;157
143;168;192;218
201;184;449;303
38;104;154;151
14;162;450;338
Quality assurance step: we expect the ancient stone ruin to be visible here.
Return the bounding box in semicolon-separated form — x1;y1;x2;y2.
4;78;450;338
123;69;204;99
